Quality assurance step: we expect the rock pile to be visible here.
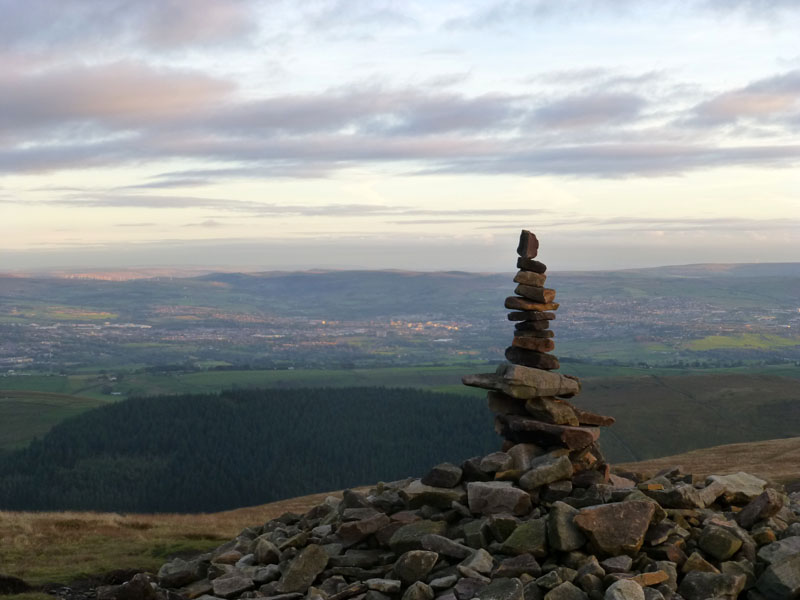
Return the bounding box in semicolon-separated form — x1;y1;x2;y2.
462;230;614;486
106;230;800;600
125;467;799;600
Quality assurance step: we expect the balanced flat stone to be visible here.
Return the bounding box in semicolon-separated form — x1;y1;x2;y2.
505;346;560;370
505;296;559;312
462;364;580;398
487;391;527;416
514;284;556;304
525;397;578;426
512;336;555;353
497;415;600;450
517;257;547;273
571;407;615;427
508;311;556;321
513;270;547;287
517;230;540;258
514;328;554;338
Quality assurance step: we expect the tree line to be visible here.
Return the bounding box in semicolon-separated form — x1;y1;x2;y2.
0;387;498;513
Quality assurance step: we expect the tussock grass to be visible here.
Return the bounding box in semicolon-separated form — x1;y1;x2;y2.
0;489;352;587
619;436;800;484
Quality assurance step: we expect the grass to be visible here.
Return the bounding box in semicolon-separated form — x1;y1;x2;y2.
618;436;800;484
684;332;800;351
0;489;363;588
0;391;111;452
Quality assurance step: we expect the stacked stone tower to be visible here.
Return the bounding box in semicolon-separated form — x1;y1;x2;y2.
463;230;615;485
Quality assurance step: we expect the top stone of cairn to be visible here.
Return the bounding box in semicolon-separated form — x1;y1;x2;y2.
516;230;539;258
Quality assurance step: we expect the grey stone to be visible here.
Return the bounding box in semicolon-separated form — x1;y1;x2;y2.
519;454;574;491
501;518;548;557
365;579;402;594
421;463;463;488
254;537;281;565
600;556;632;574
393;550;439;586
211;573;255;599
464;518;491;549
547;502;587;552
402;581;434;600
276;544;329;594
698;526;742;561
389;520;447;554
495;554;542;578
707;473;767;504
537;570;566;590
736;489;785;529
430;574;458;590
400;480;467;510
481;452;515;473
489;513;521;542
252;564;282;584
421;534;473;560
468;481;533;516
478;578;525;600
543;581;588;600
756;536;800;565
455;577;489;600
461;548;495;575
604;580;644;600
158;557;207;588
756;553;800;599
574;502;655;556
508;444;546;471
642;590;664;600
677;571;746;600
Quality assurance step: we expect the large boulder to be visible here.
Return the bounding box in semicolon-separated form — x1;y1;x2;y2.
573;501;655;556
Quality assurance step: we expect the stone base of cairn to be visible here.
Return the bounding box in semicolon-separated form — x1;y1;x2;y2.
463;230;614;488
111;232;800;600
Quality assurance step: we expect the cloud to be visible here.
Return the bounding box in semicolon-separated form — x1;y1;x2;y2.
689;70;800;126
1;58;800;179
0;61;233;135
184;220;226;228
0;0;258;52
531;93;647;129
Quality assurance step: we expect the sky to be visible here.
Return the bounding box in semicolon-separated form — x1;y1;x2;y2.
1;0;799;272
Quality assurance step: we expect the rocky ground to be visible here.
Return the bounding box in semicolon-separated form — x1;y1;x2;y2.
88;447;800;600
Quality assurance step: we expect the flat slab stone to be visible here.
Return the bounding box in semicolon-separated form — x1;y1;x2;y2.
276;545;329;594
514;271;547;287
512;336;556;353
505;347;560;370
508;310;556;321
505;297;559;312
706;472;766;503
574;501;656;556
498;415;600;450
463;366;580;399
514;284;556;304
467;481;532;516
400;479;466;509
517;257;547;273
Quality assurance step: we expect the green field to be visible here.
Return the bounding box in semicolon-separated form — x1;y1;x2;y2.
0;391;111;452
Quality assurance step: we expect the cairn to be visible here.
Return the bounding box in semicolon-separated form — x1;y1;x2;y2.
108;230;800;600
463;230;615;487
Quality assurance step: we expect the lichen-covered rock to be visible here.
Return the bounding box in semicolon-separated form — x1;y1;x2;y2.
276;544;329;593
604;579;644;600
574;502;655;556
468;481;532;516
